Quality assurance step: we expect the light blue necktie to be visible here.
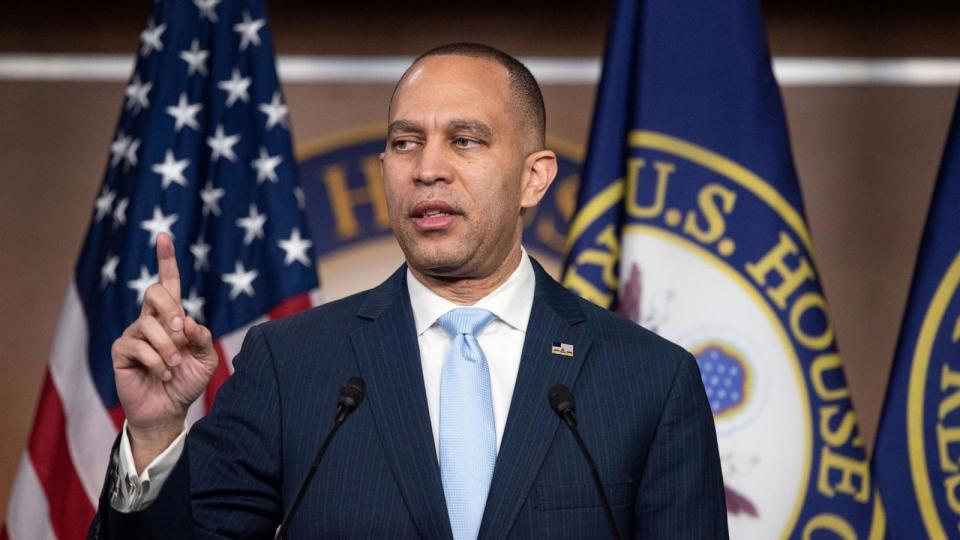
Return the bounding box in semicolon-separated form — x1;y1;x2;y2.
438;308;497;540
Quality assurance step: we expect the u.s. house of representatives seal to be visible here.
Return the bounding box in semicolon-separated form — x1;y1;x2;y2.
906;251;960;538
563;130;884;539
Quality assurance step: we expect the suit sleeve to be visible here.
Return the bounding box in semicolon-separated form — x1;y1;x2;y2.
633;352;729;539
89;324;284;539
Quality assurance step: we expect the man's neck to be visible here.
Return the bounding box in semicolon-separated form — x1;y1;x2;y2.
408;247;523;306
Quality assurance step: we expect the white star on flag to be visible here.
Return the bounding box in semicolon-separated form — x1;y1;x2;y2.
125;74;152;114
95;187;116;222
193;0;221;23
236;204;267;245
113;198;129;229
233;10;266;51
180;38;210;77
258;92;289;130
182;288;206;322
222;261;259;300
139;19;166;56
110;131;129;167
200;180;226;217
278;227;313;267
190;238;211;271
140;206;179;246
127;265;158;304
251;146;283;184
166;92;203;132
218;68;251;108
151;149;191;189
123;138;140;171
100;254;120;288
207;124;241;162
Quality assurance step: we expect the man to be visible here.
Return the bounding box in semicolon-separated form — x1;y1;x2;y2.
90;43;727;538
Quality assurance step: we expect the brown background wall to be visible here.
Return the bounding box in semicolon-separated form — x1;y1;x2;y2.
2;0;960;517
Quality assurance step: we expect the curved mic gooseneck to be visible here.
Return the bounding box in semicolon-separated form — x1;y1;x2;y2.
548;384;622;540
274;377;366;540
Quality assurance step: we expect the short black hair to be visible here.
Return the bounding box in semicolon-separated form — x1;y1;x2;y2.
390;42;546;150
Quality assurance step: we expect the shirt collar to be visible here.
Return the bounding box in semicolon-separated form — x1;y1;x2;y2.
407;247;535;336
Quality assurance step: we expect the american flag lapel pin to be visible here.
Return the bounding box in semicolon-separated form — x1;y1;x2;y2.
551;342;574;357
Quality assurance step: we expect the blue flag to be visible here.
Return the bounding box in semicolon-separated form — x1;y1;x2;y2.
562;0;884;537
873;96;960;538
3;2;318;538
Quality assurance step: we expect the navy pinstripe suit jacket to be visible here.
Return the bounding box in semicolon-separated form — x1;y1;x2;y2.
90;259;727;539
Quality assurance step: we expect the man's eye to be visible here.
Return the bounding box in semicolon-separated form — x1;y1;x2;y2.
393;139;416;151
453;137;477;149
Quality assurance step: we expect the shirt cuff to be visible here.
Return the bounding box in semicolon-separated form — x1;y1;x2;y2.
110;420;187;513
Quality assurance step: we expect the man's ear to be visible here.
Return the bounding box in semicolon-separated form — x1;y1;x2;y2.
520;150;558;209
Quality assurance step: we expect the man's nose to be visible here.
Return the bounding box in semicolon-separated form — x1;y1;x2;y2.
414;140;451;185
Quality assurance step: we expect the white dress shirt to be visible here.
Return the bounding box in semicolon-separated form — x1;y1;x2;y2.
111;422;187;512
408;249;535;455
113;249;535;511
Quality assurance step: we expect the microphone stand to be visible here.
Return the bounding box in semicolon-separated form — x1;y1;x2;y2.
274;377;365;540
549;384;622;540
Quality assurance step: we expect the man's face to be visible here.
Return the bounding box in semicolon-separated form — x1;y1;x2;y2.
381;55;551;280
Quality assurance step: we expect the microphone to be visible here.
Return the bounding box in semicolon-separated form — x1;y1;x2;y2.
548;384;622;540
274;377;366;540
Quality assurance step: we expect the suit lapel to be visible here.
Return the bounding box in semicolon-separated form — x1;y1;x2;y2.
349;267;453;540
479;261;593;539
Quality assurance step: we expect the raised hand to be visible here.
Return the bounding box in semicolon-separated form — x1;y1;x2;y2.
111;233;218;471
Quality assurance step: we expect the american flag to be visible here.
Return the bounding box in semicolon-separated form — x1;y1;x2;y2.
2;1;319;538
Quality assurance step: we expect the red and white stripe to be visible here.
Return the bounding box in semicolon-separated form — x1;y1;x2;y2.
3;283;320;540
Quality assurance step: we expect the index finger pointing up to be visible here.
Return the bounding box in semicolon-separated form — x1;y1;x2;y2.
156;232;182;302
